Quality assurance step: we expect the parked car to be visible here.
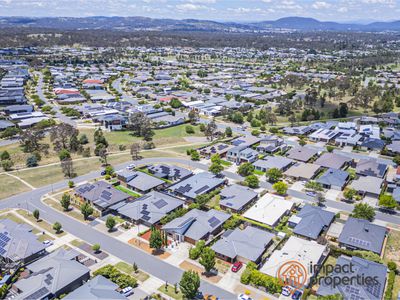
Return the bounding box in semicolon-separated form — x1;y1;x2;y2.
231;261;243;272
126;163;136;170
121;286;133;297
101;170;106;176
281;286;294;297
306;191;316;197
237;294;252;300
291;290;302;300
203;294;218;300
42;240;53;246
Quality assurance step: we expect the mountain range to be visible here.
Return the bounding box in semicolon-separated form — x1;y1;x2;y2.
1;16;400;32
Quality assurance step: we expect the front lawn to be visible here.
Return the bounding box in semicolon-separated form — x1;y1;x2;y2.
157;284;184;300
115;185;141;198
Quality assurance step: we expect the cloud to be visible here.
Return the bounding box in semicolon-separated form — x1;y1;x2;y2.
188;0;216;3
338;6;348;12
312;1;331;9
176;3;207;11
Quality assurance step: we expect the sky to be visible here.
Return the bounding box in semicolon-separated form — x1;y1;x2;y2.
0;0;399;23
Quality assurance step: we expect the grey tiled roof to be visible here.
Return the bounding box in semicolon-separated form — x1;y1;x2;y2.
316;168;349;188
287;146;319;162
110;191;184;225
339;217;387;254
211;226;274;261
355;159;388;178
314;153;351;169
253;156;293;171
147;164;192;180
317;256;387;300
293;205;335;240
219;184;258;211
64;275;126;300
123;171;165;191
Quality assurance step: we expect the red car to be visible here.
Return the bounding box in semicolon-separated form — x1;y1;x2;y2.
231;261;243;272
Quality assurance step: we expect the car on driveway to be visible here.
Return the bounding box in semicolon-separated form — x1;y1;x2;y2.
281;286;294;297
231;261;243;272
237;294;252;300
126;163;136;170
291;290;302;300
121;286;134;297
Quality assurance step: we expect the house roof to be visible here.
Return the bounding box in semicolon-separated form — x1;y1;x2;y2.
147;164;192;180
317;256;387;300
14;248;89;299
293;205;335;240
243;194;294;226
314;153;351;170
350;176;383;195
219;184;258;211
211;226;274;261
360;138;385;150
316;168;349;188
338;217;387;254
200;143;234;156
110;191;183;225
75;181;130;209
162;209;230;241
64;275;126;300
284;162;321;179
253;156;293;171
169;172;225;200
387;140;400;154
260;236;326;285
122;171;165;192
287;146;319;162
0;219;46;262
355;159;388;178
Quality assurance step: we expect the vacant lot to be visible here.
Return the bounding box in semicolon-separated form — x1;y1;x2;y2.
0;174;31;199
384;229;400;265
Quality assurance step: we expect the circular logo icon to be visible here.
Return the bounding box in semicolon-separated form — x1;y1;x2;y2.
277;260;308;290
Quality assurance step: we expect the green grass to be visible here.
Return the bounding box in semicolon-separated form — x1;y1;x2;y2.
70;239;83;247
17;209;67;236
0;174;31;199
43;198;86;222
254;169;265;176
114;261;150;282
220;160;232;167
37;233;54;242
157;284;183;300
0;212;25;223
393;276;400;300
115;185;142;198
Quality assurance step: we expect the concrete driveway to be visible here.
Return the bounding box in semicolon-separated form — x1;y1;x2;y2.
325;189;341;201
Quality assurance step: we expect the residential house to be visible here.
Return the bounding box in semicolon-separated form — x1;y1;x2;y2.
260;236;327;286
283;126;313;136
199;143;234;158
74;181;132;213
334;132;362;147
355;159;388;178
162;209;230;244
211;226;274;264
227;145;259;164
308;128;340;143
316;168;349;190
317;256;387;300
253;156;293;173
109;191;184;227
338;217;387;254
64;275;127;300
386;141;400;155
219;184;258;213
169;172;226;201
314;153;352;170
289;205;335;240
0;219;47;264
350;176;384;198
256;135;287;154
284;162;322;181
11;249;90;300
117;170;165;193
243;194;294;227
147;164;193;181
359;138;385;151
286;146;319;162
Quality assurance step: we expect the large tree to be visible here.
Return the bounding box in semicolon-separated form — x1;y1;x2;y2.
352;203;375;221
59;149;75;178
266;168;283;183
205;119;218;141
179;270;200;299
60;193;71;211
128;112;154;141
80;202;94;220
19;128;49;155
50;123;80;152
199;247;216;273
237;162;254;177
149;229;163;251
130;142;141;160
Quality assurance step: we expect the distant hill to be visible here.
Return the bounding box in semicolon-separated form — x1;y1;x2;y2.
1;16;400;32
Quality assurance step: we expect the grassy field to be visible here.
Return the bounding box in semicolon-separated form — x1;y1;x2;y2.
43;197;86;222
17;209;67;236
0;174;31;199
114;261;150;282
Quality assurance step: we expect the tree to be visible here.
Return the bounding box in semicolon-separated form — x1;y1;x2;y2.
98;145;109;165
106;215;116;231
393;155;400;165
1;159;13;171
128;112;154;141
60;193;71;211
339;103;348;117
299;137;307;146
133;262;138;273
179;270;200;299
273;181;288;195
288;114;297;126
50;123;80;152
33;209;40;221
59;149;75;178
199;247;216;273
53;222;62;234
190;150;200;161
185;125;195;134
316;192;325;206
79;134;89;144
170;98;182;108
326;145;334;153
0;151;10;161
379;194;397;210
225;126;232;137
209;162;224;175
80;202;94;220
0;127;20;139
149;229;163;251
26;155;38;167
343;188;357;201
352;203;375;221
305;181;323;192
92;243;101;253
130;142;141;160
245;175;259;188
205;119;218;141
19;128;49;154
266;168;283;183
210;154;221;164
188;110;199;124
237;162;255;177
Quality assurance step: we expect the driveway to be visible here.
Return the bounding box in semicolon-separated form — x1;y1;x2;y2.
325;189;341;201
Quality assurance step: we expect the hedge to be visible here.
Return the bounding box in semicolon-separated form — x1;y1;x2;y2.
384;270;395;300
93;264;137;288
329;246;382;263
240;262;282;294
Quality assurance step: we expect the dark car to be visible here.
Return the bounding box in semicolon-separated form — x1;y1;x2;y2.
291;290;302;300
101;170;106;176
231;261;243;272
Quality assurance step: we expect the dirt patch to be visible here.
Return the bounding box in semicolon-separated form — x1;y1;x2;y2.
384;229;400;264
179;260;221;284
78;242;109;260
128;238;171;260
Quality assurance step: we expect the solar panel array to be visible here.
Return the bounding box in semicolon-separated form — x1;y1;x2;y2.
366;282;381;298
176;184;192;194
78;184;95;194
0;232;10;256
26;287;49;300
208;216;220;228
44;274;53;285
154;199;168;209
348;237;371;248
194;185;210;195
345;286;365;300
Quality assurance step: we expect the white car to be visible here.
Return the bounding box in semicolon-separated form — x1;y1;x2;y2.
281;286;294;297
42;240;53;246
126;164;136;170
121;286;133;297
237;294;252;300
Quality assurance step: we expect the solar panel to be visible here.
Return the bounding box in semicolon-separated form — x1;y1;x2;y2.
26;287;49;299
142;215;151;221
0;248;5;255
141;210;150;215
194;185;210;195
154;199;168;209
